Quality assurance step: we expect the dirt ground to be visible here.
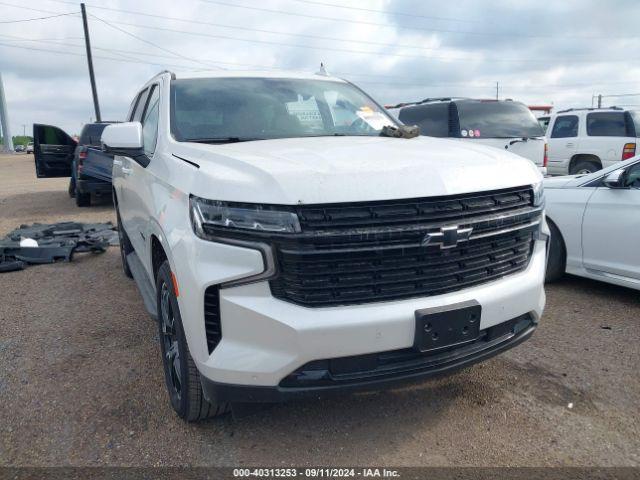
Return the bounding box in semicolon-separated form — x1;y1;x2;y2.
0;153;638;467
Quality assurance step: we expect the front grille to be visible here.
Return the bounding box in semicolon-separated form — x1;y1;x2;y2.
204;286;222;353
270;186;540;307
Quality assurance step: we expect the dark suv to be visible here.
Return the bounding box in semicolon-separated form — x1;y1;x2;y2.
33;122;117;207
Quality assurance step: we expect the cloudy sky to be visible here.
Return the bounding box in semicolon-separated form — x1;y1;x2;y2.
1;0;640;136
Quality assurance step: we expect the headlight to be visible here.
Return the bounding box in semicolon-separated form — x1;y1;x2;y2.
532;181;544;207
190;195;301;238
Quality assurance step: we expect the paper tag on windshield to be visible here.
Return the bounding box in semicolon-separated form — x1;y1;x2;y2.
356;110;389;130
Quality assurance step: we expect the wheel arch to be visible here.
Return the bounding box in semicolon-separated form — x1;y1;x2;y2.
546;215;567;267
569;153;602;173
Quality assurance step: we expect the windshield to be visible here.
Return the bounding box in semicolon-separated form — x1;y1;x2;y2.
170;77;397;142
456;101;544;139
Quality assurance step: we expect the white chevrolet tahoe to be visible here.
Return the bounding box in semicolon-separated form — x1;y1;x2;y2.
546;107;639;175
102;70;547;421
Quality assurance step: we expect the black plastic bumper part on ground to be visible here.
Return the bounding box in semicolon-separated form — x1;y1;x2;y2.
201;314;536;404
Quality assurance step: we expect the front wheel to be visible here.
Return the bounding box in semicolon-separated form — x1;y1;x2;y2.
570;161;600;175
156;261;229;421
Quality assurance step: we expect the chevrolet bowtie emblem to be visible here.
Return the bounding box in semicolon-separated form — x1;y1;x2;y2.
422;226;473;249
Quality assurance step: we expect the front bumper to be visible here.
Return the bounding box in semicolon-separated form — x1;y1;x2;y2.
201;313;536;403
175;235;547;394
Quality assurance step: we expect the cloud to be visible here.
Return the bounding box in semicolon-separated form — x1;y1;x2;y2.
1;0;639;136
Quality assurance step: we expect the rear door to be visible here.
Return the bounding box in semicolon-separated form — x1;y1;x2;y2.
33;124;77;177
547;115;579;174
81;123;114;182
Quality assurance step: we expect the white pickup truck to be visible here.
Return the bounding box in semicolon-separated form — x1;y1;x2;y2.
102;70;547;421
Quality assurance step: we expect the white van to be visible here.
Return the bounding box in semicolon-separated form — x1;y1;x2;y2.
388;98;548;174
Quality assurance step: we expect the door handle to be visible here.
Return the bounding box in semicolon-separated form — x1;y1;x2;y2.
121;167;133;176
566;142;575;147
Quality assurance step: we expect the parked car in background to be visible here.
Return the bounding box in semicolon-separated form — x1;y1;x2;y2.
68;122;118;206
100;70;547;422
545;107;639;175
387;98;548;174
14;144;25;153
544;156;640;288
33;122;117;206
26;142;34;154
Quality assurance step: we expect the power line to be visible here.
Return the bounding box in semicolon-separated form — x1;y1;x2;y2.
1;32;638;93
199;0;635;40
0;12;76;23
287;0;481;24
87;13;225;70
78;17;636;65
38;0;615;61
0;41;210;71
39;0;467;54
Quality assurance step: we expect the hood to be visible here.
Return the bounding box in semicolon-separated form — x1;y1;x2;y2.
172;136;542;205
543;174;584;189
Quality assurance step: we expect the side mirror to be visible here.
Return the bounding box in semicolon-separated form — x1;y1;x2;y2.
603;169;626;189
101;122;143;157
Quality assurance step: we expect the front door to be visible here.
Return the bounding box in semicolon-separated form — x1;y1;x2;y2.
582;161;640;280
33;124;77;177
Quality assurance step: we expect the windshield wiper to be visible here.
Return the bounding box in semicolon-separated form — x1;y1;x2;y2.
187;137;263;144
508;136;544;145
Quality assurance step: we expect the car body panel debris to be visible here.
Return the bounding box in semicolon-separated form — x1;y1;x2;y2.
0;221;118;273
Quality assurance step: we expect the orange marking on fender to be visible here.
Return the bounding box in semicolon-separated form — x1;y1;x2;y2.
171;272;180;297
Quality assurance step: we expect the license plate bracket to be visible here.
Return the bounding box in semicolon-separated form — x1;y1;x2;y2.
414;300;481;353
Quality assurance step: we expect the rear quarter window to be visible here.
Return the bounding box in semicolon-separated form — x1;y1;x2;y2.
398;103;450;138
586;112;632;137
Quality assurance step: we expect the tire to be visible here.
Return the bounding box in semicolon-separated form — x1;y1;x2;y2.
75;191;91;207
570;160;600;175
545;220;566;283
156;261;229;421
117;209;133;279
68;177;76;198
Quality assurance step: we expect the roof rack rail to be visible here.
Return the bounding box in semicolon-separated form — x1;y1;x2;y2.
384;97;470;109
557;106;623;113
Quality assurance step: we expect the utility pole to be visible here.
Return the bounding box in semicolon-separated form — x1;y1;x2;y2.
496;81;499;100
597;94;602;108
0;73;14;152
81;3;101;122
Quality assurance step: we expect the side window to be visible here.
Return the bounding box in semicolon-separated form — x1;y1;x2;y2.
625;162;640;188
141;85;160;157
130;88;149;122
550;115;579;138
398;103;450;138
586;112;627;137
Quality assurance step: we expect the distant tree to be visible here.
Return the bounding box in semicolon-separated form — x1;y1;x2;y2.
12;135;33;146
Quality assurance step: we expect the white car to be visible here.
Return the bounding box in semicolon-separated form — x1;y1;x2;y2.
26;142;34;154
544;156;640;288
546;107;639;176
100;70;547;421
387;98;548;175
